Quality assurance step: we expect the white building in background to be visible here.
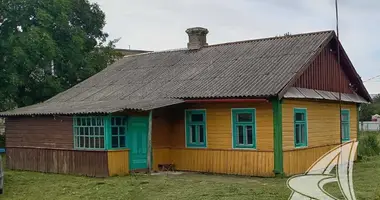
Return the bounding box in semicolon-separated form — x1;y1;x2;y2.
372;114;380;122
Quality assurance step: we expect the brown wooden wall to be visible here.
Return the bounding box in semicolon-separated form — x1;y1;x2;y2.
6;116;73;149
294;47;353;94
6;147;109;177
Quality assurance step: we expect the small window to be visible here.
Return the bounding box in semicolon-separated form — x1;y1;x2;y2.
341;110;350;142
73;116;105;149
111;117;127;148
294;108;308;147
232;109;256;149
185;110;207;147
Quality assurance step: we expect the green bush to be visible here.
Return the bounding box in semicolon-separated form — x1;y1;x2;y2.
358;133;380;159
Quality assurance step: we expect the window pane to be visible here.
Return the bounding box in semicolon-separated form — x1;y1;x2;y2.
76;118;81;126
86;118;91;126
111;118;115;126
300;124;305;144
79;127;84;135
191;114;203;122
341;114;349;121
84;128;89;136
97;118;102;126
89;127;94;136
99;137;104;148
91;118;96;126
115;117;122;125
89;137;94;148
112;127;118;136
122;117;127;125
295;124;301;144
191;125;197;143
295;113;304;121
84;137;89;148
238;113;252;122
94;127;99;136
112;136;119;148
80;136;85;148
119;127;125;135
238;125;244;144
119;136;126;147
199;125;204;143
100;127;104;136
246;126;253;145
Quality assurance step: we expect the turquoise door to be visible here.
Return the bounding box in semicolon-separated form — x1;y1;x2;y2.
127;116;148;170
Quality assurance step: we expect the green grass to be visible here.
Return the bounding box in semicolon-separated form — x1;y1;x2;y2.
2;156;380;200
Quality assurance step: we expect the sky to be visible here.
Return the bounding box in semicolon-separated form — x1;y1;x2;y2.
91;0;380;94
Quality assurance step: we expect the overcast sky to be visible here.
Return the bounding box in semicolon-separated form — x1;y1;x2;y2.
91;0;380;94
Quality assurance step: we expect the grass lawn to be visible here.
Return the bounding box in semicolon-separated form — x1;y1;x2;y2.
1;156;380;200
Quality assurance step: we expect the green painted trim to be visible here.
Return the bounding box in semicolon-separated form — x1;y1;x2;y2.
341;109;350;142
148;110;153;171
272;99;283;174
185;109;207;148
357;104;360;140
293;108;308;147
104;115;111;150
231;108;256;149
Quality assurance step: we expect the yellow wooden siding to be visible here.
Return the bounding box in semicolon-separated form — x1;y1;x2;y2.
282;100;357;151
107;150;129;176
171;148;274;176
152;148;171;171
283;144;337;175
282;99;358;176
170;102;274;151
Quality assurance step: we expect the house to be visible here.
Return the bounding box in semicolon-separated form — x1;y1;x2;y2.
0;27;372;177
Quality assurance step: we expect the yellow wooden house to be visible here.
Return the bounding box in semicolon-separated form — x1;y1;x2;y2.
1;27;371;177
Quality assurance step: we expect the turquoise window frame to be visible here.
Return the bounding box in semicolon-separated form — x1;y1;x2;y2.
110;116;128;149
73;116;106;150
232;108;256;149
73;115;128;150
341;110;350;142
185;109;207;148
293;108;308;148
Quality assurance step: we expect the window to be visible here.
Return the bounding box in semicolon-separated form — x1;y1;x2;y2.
73;116;105;149
294;108;308;147
185;110;207;147
232;109;256;148
73;116;128;150
341;110;350;142
111;117;127;148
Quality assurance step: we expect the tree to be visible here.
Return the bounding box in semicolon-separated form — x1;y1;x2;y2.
359;94;380;121
0;0;122;111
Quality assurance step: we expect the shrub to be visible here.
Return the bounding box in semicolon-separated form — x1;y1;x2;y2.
358;133;380;159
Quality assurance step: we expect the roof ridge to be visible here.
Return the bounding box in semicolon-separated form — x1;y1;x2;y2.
122;30;335;58
205;30;335;48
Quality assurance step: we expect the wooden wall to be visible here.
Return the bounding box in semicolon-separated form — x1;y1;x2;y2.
282;99;357;175
283;144;336;175
294;47;353;94
6;147;109;177
6;116;73;149
108;150;129;176
151;102;275;176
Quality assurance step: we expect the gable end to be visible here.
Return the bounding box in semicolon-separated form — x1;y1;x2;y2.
293;46;353;94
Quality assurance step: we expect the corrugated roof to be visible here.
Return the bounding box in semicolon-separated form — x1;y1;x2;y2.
0;31;336;116
284;87;368;103
0;98;183;116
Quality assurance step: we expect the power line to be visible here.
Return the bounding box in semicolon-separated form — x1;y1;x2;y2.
364;74;380;82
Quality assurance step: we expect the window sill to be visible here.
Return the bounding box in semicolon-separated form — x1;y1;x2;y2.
232;147;257;150
294;145;308;149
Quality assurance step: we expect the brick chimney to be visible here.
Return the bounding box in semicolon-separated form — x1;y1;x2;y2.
186;27;209;50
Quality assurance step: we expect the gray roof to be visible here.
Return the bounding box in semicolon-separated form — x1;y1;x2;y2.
284;87;368;103
1;30;346;116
